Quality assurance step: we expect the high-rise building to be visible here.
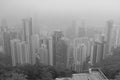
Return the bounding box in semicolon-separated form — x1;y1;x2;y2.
39;44;49;65
74;44;87;72
11;39;30;66
73;38;89;72
56;38;68;68
31;34;40;64
32;34;53;65
114;26;120;47
3;31;12;65
47;37;53;66
67;41;74;70
105;20;113;57
33;34;53;66
1;24;19;65
90;34;105;65
110;25;120;48
90;41;97;65
0;31;4;47
3;31;11;54
52;31;68;68
22;18;33;64
22;18;33;42
52;31;63;66
96;42;104;63
18;41;29;65
116;25;120;46
10;39;20;66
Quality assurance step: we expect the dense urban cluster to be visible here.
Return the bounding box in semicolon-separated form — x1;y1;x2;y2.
0;18;120;80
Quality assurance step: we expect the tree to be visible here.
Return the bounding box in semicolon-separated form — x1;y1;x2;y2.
17;64;53;80
6;72;27;80
0;72;27;80
0;62;74;80
94;47;120;79
115;72;120;80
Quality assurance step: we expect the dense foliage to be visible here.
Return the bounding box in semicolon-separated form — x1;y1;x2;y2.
0;62;75;80
94;47;120;79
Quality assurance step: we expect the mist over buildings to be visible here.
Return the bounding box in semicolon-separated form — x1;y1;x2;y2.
0;0;120;80
0;0;120;31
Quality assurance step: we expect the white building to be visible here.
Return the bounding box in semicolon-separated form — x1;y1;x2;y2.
47;37;53;66
10;39;20;66
31;34;40;64
18;41;29;65
73;38;88;72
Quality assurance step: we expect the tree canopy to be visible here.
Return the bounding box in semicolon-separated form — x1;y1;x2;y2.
94;47;120;79
0;63;75;80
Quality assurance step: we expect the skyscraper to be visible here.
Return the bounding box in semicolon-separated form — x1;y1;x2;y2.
73;38;88;72
96;42;104;63
110;25;120;48
18;41;29;65
90;34;105;65
10;39;20;66
52;31;68;68
105;20;113;57
11;39;30;66
22;18;33;42
22;18;33;64
39;44;49;65
67;41;74;70
47;37;53;66
3;31;12;65
31;34;40;64
90;41;97;65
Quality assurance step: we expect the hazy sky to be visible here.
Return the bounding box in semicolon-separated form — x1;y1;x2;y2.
0;0;120;28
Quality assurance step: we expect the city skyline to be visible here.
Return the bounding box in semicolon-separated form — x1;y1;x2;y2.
0;17;119;66
0;0;120;80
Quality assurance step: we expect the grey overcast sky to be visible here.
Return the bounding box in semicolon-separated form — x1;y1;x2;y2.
0;0;120;28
